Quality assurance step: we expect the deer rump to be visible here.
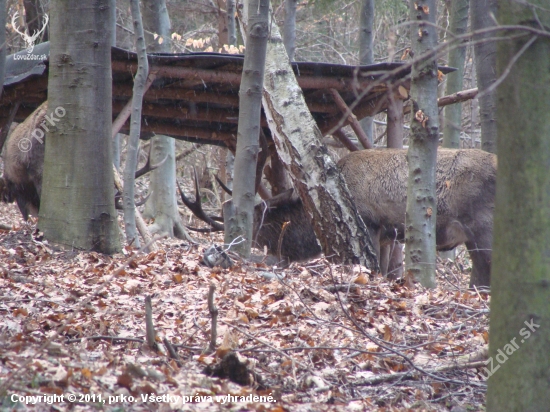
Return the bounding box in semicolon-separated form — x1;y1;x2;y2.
185;148;495;287
0;102;157;220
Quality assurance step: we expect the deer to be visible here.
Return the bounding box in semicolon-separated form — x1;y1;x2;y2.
0;102;161;219
181;148;496;288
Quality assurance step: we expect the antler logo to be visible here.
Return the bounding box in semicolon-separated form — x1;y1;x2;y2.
11;11;49;54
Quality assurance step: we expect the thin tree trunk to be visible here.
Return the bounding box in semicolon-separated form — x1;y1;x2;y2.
486;2;550;409
358;0;374;146
141;0;192;241
471;0;497;153
215;0;229;48
283;0;297;61
442;0;469;149
404;0;439;288
227;0;236;47
239;4;378;268
23;0;48;42
112;1;122;171
225;0;270;257
123;0;149;248
39;0;120;253
0;0;6;100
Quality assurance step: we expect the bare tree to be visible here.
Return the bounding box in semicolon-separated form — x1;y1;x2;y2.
39;0;120;253
283;0;297;61
471;0;497;153
225;0;270;257
0;0;6;100
123;0;149;248
404;0;440;288
486;2;550;409
442;0;469;149
358;0;374;146
141;0;191;241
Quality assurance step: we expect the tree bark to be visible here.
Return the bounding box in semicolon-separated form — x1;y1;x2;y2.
227;0;237;47
486;2;550;409
123;0;149;248
0;0;6;100
39;0;120;253
225;0;270;257
239;4;378;268
141;0;191;241
404;0;439;288
216;0;229;48
471;0;497;154
23;0;48;42
358;0;374;146
442;0;468;149
283;0;297;61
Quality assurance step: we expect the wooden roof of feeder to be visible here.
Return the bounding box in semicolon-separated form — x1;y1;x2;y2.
0;42;454;149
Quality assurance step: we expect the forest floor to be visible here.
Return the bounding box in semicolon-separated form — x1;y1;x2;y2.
0;200;490;412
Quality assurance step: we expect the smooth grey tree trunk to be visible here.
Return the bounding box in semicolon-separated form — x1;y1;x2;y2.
112;2;122;171
39;0;120;253
442;0;468;149
486;2;550;409
123;0;149;248
404;0;439;288
239;4;378;268
0;0;6;100
358;0;374;146
225;0;270;257
141;0;190;240
471;0;497;154
227;0;237;47
283;0;297;61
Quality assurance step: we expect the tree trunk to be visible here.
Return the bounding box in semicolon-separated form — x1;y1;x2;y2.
358;0;374;146
239;5;378;268
123;0;149;248
471;0;497;154
404;0;439;288
442;0;468;149
227;0;237;47
0;0;6;100
141;0;191;240
23;0;48;42
216;0;229;48
225;0;270;257
486;3;550;409
283;0;297;61
39;0;120;253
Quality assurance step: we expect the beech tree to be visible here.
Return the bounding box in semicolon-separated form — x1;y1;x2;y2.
141;0;190;241
283;0;297;61
442;0;469;149
39;0;120;253
404;0;439;288
225;0;270;257
471;0;497;154
358;0;374;146
486;1;550;409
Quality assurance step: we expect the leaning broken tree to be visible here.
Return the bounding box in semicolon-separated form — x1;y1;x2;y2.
238;4;378;269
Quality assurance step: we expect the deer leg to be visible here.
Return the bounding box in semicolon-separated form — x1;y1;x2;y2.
386;241;403;280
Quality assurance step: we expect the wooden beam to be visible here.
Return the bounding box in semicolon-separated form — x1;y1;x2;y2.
329;88;372;149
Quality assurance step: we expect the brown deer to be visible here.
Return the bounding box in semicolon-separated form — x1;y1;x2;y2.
0;102;159;219
184;148;496;287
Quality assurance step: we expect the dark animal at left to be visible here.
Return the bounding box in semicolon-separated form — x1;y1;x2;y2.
0;102;156;219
